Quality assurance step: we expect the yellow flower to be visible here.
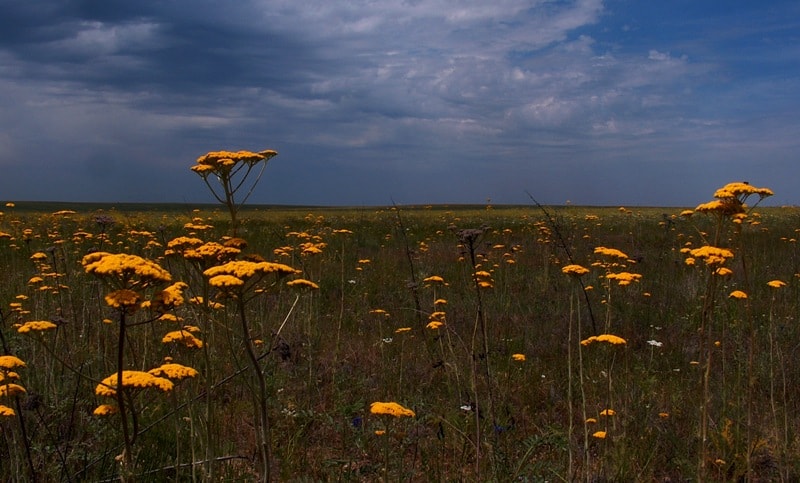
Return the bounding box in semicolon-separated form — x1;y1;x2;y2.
191;150;278;178
93;404;118;416
581;334;627;346
208;274;245;287
0;404;15;417
605;272;642;285
585;417;597;424
17;320;57;333
729;290;748;299
714;267;733;276
374;430;386;436
689;246;734;266
593;247;629;259
423;275;446;284
434;298;447;305
0;356;26;369
767;280;786;288
394;327;412;334
104;289;141;310
600;409;616;416
162;330;204;349
370;401;416;418
148;363;199;380
204;260;299;282
592;431;607;439
426;321;444;330
151;282;189;311
658;412;670;419
82;252;172;284
95;371;174;397
287;279;320;289
562;264;590;276
0;383;26;397
511;353;526;362
182;242;240;262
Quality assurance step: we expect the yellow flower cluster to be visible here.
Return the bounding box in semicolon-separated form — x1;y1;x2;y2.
605;272;642;286
286;279;320;290
204;260;300;289
0;355;26;417
581;334;627;346
689;246;734;266
162;329;204;349
695;181;773;217
370;401;416;418
191;150;278;177
593;247;629;259
148;363;199;380
0;356;26;370
17;320;58;333
474;270;494;289
95;370;174;397
182;242;241;263
104;289;141;310
562;264;590;277
150;282;188;312
82;252;172;285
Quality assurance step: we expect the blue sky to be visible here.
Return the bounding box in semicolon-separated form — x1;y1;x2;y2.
0;0;798;206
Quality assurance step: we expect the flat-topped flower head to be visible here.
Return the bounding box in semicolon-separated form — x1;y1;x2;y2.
204;260;299;281
82;252;172;287
767;280;786;288
286;279;320;290
150;282;188;312
0;383;27;397
581;334;627;346
605;272;642;286
95;370;174;397
148;363;199;381
562;264;590;277
689;246;734;266
182;242;241;263
696;182;773;217
0;356;26;370
370;401;416;418
594;247;629;260
162;330;204;349
192;150;278;177
17;320;58;333
104;289;141;311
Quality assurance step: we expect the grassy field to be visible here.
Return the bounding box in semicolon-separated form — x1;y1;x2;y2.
0;197;798;481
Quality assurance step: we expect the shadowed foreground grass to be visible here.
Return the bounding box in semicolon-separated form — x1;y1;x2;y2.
0;201;798;481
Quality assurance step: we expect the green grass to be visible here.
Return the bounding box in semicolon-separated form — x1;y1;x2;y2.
0;202;798;481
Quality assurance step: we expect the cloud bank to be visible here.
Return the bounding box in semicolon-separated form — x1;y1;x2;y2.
0;0;798;206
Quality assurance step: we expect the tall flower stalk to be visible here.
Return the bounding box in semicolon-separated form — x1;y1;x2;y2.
687;181;772;480
191;150;278;236
81;252;185;479
203;259;300;482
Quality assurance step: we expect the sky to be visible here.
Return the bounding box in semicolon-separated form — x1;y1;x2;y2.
0;0;798;207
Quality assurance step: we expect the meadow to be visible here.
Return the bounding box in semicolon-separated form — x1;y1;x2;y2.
0;189;798;481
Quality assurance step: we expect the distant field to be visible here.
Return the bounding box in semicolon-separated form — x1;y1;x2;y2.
0;199;798;481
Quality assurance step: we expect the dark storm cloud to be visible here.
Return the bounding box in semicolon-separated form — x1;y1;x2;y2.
0;0;798;206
